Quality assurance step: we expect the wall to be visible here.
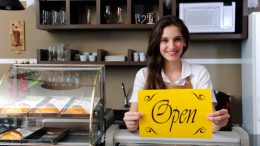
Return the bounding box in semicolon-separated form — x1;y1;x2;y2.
0;2;242;123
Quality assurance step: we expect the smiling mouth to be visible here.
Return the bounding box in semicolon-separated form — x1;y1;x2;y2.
166;50;179;55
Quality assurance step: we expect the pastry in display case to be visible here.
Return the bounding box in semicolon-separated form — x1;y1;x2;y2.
0;64;105;145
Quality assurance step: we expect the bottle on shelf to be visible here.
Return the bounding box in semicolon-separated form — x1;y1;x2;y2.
104;5;111;24
117;6;123;24
85;6;91;24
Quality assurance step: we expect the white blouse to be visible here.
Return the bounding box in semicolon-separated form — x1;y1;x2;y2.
129;60;217;103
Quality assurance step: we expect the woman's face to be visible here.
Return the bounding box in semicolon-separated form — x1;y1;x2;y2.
159;25;186;62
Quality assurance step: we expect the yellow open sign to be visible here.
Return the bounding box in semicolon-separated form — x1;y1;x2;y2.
138;89;213;138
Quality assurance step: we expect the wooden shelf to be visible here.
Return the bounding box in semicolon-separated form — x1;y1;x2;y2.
190;34;246;40
37;24;155;31
37;49;146;66
37;61;146;66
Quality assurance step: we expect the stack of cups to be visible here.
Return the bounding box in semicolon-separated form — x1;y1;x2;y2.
89;52;97;61
80;54;87;61
133;52;139;61
79;52;90;61
139;52;146;61
133;51;146;61
79;51;97;61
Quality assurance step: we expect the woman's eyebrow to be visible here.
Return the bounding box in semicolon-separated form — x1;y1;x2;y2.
175;35;183;38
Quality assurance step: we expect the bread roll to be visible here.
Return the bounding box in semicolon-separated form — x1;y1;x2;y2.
64;105;87;114
2;103;30;113
0;131;22;140
35;103;59;113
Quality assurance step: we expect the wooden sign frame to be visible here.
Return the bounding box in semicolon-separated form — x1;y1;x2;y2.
10;20;25;53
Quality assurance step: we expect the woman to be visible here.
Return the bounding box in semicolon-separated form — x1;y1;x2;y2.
123;15;230;132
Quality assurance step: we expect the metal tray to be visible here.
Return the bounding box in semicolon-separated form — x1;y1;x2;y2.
0;127;39;143
23;127;69;143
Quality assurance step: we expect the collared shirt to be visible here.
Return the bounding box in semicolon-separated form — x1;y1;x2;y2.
129;60;217;103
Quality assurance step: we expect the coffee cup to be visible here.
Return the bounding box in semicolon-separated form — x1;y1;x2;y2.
79;55;87;61
147;13;156;24
133;52;139;61
139;52;146;61
135;14;146;24
89;55;96;61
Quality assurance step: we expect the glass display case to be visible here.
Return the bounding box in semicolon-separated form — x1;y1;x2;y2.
0;64;105;146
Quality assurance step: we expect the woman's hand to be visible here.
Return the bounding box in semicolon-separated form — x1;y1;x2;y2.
123;111;143;132
208;108;230;132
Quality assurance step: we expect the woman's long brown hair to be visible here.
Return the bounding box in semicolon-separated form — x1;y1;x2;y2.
144;15;190;89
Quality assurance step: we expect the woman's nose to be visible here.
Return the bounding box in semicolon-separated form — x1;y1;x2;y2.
168;39;176;47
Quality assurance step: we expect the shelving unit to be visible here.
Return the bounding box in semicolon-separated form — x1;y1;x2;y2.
37;61;147;66
36;0;162;30
35;0;248;40
37;48;147;66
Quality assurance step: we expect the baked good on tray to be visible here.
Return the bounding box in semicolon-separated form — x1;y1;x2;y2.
34;103;59;113
64;105;87;114
1;103;30;113
0;130;22;140
34;97;71;114
62;98;98;116
0;96;45;114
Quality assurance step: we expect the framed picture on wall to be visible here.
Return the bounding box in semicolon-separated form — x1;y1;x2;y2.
10;20;25;53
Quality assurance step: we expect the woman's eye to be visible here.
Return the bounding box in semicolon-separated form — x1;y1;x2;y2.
161;39;168;43
174;37;183;42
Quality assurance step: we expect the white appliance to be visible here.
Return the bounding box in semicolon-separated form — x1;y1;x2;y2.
179;2;236;33
241;12;260;135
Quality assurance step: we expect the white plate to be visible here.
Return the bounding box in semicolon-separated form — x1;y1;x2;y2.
105;55;126;61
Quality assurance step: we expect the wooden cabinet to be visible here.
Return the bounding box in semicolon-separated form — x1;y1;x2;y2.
36;0;248;40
